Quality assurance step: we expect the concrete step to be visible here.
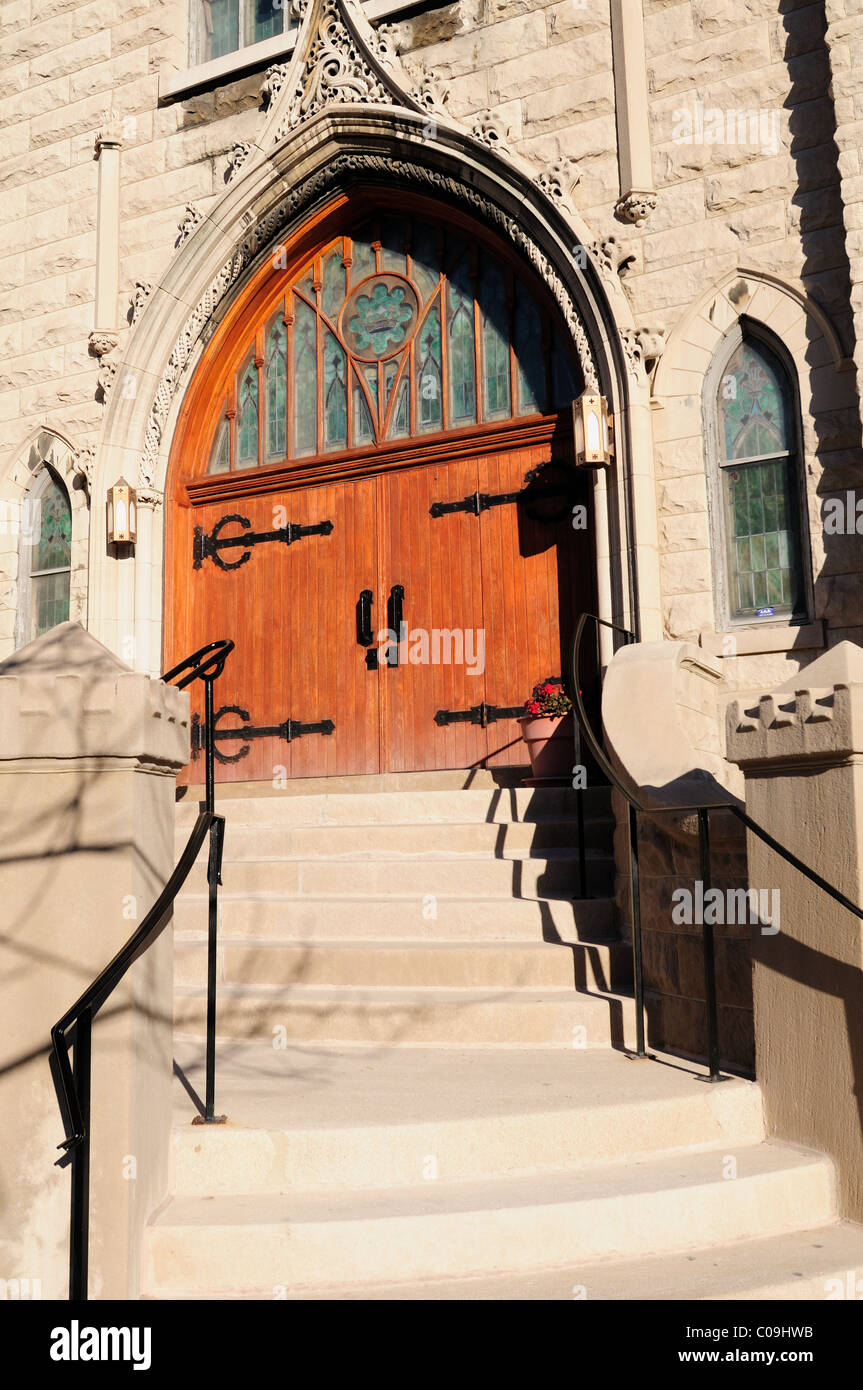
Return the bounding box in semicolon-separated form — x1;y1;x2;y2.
179;817;612;860
172;892;617;942
143;1141;835;1295
173;938;634;993
181;849;613;898
169;1043;764;1194
191;1223;863;1300
176;785;612;828
173;982;636;1047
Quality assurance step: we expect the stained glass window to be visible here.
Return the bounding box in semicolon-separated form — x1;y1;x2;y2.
716;336;804;621
248;0;283;46
237;358;258;465
205;215;581;471
265;319;287;459
22;471;71;644
196;0;285;63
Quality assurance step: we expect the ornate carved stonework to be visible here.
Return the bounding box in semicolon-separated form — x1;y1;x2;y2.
621;324;666;381
88;330;119;357
129;281;153;325
409;72;449;116
176;204;205;246
615;190;657;226
139;152;600;485
592;235;636;281
73;445;95;486
95;120;123;154
97;355;119;400
535;156;580;207
273;0;390;142
470;109;510;153
135;487;164;512
226;141;252;181
262;62;291;107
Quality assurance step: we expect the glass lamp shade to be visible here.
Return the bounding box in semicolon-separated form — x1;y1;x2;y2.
107;478;137;543
572;392;613;467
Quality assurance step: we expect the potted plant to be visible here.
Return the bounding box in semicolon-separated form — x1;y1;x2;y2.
518;677;575;780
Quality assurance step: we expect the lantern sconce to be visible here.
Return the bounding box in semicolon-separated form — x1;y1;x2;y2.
107;477;137;545
573;392;614;468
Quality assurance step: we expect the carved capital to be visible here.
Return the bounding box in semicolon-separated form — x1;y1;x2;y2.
226;141;252;182
88;330;120;357
95;120;123;154
615;189;657;226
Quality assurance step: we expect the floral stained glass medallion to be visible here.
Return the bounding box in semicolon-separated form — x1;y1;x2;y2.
341;275;420;361
720;340;791;461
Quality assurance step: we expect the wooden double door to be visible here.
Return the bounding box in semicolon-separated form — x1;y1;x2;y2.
169;441;593;783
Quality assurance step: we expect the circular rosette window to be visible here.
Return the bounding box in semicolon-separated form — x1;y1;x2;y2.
340;273;420;361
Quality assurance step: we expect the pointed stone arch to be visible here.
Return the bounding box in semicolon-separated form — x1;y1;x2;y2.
89;0;661;669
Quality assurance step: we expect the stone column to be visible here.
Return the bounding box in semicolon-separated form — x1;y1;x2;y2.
726;641;863;1220
609;0;657;227
0;621;189;1299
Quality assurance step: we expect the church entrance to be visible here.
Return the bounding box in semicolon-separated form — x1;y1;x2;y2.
165;194;595;783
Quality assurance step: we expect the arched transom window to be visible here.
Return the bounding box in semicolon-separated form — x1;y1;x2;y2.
207;216;581;474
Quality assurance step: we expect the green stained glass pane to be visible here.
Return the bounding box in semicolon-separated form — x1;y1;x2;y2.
719;337;792;461
351;234;376;283
724;456;802;619
383;359;399;409
752;571;768;608
380;219;406;274
323;332;347;451
411;222;440;303
778;532;789;567
352;378;375;445
735;537;751;573
296;270;316;301
249;0;283;44
749;496;764;534
480;258;511;421
767;570;784;605
763;492;778;532
737;571;754;611
447;259;476;424
208;417;230;474
292;298;317;455
765;532;780;569
265;319;287;459
750;533;766;573
34;476;71;572
363;363;378;408
416;300;443;433
514;279;545;415
321;245;346;321
390;379;409;439
237;360;258;465
33;570;70;638
201;0;239;62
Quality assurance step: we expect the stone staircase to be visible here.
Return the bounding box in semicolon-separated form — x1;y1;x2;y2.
142;775;863;1300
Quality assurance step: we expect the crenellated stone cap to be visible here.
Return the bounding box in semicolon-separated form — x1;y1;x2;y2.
726;640;863;769
0;621;190;769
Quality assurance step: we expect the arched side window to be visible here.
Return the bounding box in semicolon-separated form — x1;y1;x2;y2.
707;325;810;626
17;467;72;646
205;214;581;474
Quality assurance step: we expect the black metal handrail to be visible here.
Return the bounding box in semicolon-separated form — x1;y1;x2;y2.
50;639;233;1301
571;612;863;1081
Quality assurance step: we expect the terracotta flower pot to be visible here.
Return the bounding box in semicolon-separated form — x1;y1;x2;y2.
518;711;575;780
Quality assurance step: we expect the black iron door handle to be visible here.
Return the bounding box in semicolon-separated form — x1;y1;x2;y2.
386;584;405;667
357;589;374;646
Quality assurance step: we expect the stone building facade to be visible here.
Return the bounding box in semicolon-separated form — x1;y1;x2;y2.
2;0;863;1070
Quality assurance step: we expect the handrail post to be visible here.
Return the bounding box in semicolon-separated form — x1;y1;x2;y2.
629;804;647;1058
697;808;724;1082
203;671;216;817
69;1009;92;1302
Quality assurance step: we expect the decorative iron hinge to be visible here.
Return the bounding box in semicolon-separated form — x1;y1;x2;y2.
193;513;334;570
429;475;577;524
434;703;524;728
192;706;335;764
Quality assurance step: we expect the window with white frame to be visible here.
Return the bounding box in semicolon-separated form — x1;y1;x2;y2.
194;0;287;65
706;323;810;626
17;468;72;648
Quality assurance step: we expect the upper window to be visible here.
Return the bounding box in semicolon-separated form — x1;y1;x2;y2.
206;216;580;474
712;328;807;623
194;0;285;64
18;469;72;647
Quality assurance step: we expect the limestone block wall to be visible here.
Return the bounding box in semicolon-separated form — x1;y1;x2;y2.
0;0;861;693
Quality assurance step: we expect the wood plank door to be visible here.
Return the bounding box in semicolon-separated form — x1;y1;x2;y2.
173;477;381;783
378;444;592;773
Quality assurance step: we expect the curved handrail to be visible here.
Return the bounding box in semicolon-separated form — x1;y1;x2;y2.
50;811;220;1155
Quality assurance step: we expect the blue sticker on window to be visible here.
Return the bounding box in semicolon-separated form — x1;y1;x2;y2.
756;606;775;618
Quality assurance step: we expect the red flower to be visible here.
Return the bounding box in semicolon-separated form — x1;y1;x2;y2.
527;701;541;715
542;682;558;695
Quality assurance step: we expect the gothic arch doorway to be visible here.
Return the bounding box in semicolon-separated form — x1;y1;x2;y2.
165;191;597;782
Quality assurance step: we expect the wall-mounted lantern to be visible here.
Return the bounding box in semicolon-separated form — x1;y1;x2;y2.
107;477;137;544
573;392;614;467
